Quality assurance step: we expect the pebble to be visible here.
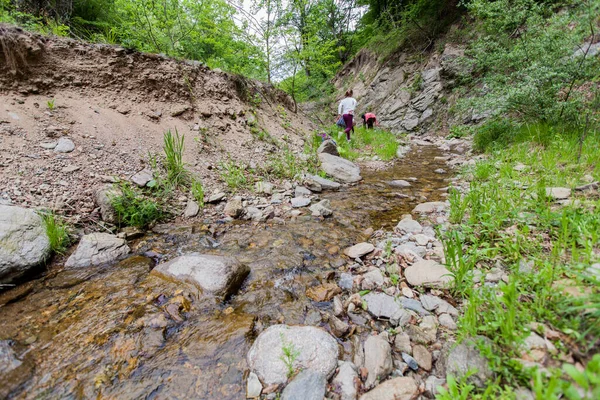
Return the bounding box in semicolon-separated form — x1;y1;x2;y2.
401;352;419;370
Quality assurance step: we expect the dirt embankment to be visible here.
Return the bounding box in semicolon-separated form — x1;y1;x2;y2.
0;25;314;223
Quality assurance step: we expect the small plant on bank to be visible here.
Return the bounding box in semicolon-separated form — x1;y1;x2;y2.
110;183;163;228
191;179;205;207
265;146;317;180
163;128;189;188
279;335;300;379
41;212;70;254
219;159;248;190
46;98;56;110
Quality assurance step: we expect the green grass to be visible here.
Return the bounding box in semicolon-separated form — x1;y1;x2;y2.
110;183;163;228
322;125;400;161
219;159;249;190
46;98;55;110
264;146;319;180
41;212;70;254
441;127;600;396
163;129;189;188
191;179;205;207
279;334;300;379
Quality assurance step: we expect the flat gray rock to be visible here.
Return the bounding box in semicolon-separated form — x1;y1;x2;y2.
405;260;453;288
40;141;57;149
183;200;199;218
318;153;362;183
359;377;418;400
438;338;494;388
396;218;422;234
332;361;359;400
545;187;571;200
0;205;51;284
364;334;393;389
310;199;333;217
317;139;339;156
388;180;412;188
291;197;311;208
344;242;374;259
246;371;262;398
247;324;339;386
281;370;326;400
420;294;458;316
130;169;153;187
398;297;430;316
363;292;410;326
207;192;227;203
65;233;129;268
54;137;75;153
295;186;312;197
413;202;448;214
152;253;249;299
306;174;341;190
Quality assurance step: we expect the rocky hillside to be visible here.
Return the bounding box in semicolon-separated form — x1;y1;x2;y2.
0;25;314;218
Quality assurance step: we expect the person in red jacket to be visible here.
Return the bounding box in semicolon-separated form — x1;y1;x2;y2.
361;112;379;129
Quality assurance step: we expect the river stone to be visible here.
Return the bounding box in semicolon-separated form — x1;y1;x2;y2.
130;168;153;187
255;181;274;195
247;324;339;386
439;313;457;330
310;199;333;217
306;282;341;302
402;352;419;370
0;205;51;284
317;139;339;156
545;187;571;200
318;153;362;183
0;340;22;374
224;196;243;218
306;174;341;190
395;218;422;234
281;370;326;400
152;253;249;299
344;242;374;259
363;292;410;326
364;334;393;389
398;297;430;316
183;200;199;218
40;141;58;149
332;361;358;400
394;332;412;354
291;197;311;208
207;192;227;203
359;377;418;400
339;272;354;290
54;137;75;153
95;185;121;224
413;201;448;214
361;269;384;289
438;338;494;388
405;260;453;288
394;243;426;259
247;371;262;398
412;344;432;371
65;233;130;268
420;294;458;316
295;186;312;197
388;180;411;188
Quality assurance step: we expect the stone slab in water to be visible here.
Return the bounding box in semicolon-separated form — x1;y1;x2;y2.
152;253;249;299
65;233;130;268
0;205;50;284
318;153;362;183
281;370;326;400
404;260;453;288
247;324;339;386
359;376;418;400
388;180;412;188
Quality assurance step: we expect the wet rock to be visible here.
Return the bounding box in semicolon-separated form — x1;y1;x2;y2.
359;376;418;400
339;273;354;290
317;139;339;156
438;338;494;388
364;334;393;389
0;340;22;374
362;269;385;289
183;200;199;218
65;233;130;268
54;137;75;153
306;282;341;302
439;313;457;330
545;187;571;200
413;202;448;214
393;333;412;354
318;153;362;183
152;253;249;299
344;242;374;259
0;205;50;284
305;174;341;190
247;371;262;398
401;353;418;370
281;370;326;400
388;180;411;188
395;218;422;234
405;260;453;288
310;199;333;217
420;294;458;316
130;168;153;187
295;186;312;197
332;361;359;400
247;324;339;386
255;181;274;195
412;344;432;371
291;197;311;208
224;196;244;218
363;292;410;326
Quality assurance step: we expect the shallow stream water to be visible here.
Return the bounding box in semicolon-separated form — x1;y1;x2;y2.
0;146;451;399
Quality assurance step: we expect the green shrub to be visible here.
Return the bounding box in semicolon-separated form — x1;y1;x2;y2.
41;212;70;254
110;183;163;228
473;118;519;152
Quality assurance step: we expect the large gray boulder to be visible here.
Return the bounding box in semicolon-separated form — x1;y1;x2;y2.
247;324;339;386
152;253;249;299
317;139;339;156
0;205;51;284
318;153;362;183
65;233;130;268
281;370;327;400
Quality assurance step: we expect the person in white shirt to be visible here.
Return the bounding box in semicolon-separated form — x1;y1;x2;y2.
337;90;357;141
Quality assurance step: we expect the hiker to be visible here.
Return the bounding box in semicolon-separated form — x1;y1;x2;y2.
337;90;357;141
361;112;379;129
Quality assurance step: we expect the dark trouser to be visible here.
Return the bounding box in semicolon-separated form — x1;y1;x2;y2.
366;118;376;129
342;113;354;140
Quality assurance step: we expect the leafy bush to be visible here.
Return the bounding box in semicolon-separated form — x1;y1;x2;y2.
41;212;70;254
110;183;163;228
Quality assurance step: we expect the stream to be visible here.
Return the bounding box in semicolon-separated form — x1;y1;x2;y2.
0;146;452;399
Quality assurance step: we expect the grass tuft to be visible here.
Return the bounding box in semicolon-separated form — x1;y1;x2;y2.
41;212;70;254
110;183;163;228
163;129;189;188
